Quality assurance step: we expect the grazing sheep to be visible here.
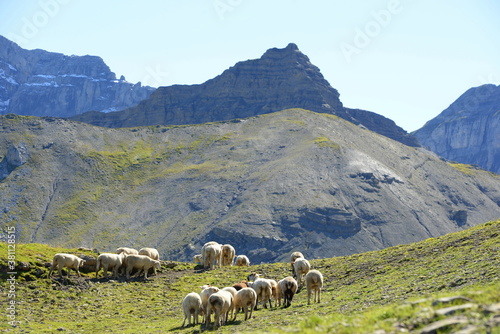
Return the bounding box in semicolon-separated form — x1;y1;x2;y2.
293;257;311;288
233;287;257;321
206;290;234;330
181;292;203;327
222;287;237;319
138;247;160;276
234;254;250;266
290;251;304;273
232;280;248;291
247;273;273;309
124;254;161;279
193;254;203;265
95;252;127;278
221;244;236;266
48;253;85;278
200;285;220;324
201;241;221;269
305;270;324;305
278;277;298;308
115;247;139;255
203;243;222;270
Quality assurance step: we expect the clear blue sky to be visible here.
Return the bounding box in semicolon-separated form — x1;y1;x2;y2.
1;0;499;132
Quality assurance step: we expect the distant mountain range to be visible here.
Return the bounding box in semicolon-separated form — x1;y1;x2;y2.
0;35;154;117
413;84;500;174
71;43;419;147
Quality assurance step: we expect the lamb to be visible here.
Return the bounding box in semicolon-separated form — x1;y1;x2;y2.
124;254;161;279
234;254;250;266
95;252;127;278
290;251;304;273
247;273;273;309
115;247;139;255
305;269;324;305
232;280;248;291
181;292;203;327
200;285;219;324
293;257;311;288
203;243;222;270
221;244;236;266
193;254;203;265
206;290;234;330
232;287;257;321
48;253;85;278
278;276;298;308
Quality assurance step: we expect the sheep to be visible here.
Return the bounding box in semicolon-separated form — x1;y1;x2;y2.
124;254;161;279
305;270;324;305
181;292;203;327
221;244;236;266
290;251;304;273
115;247;139;255
206;290;234;330
95;252;127;279
201;241;221;269
200;285;219;324
232;287;257;321
234;254;250;266
247;273;273;309
278;276;298;308
222;287;237;319
48;253;85;278
203;243;222;270
138;247;160;276
293;257;311;288
193;254;203;265
232;280;248;291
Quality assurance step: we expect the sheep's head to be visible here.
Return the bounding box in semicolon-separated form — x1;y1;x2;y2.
247;272;260;282
154;260;161;270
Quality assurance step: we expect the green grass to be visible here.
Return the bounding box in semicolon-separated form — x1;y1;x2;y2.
1;220;499;333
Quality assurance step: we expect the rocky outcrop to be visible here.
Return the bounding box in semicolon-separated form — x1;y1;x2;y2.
72;43;418;147
0;142;29;181
0;35;154;117
413;84;500;174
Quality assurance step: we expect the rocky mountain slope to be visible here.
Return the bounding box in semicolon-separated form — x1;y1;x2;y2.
413;84;500;174
1;110;500;263
72;43;418;147
0;35;154;117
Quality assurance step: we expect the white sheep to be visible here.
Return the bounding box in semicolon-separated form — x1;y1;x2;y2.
124;254;161;279
193;254;203;265
293;257;311;288
206;290;234;330
277;276;298;308
290;251;304;273
234;254;250;266
181;292;203;327
221;244;236;266
305;269;324;305
222;287;237;319
232;287;257;321
247;273;273;309
95;252;127;279
203;243;222;270
201;241;220;269
200;285;220;324
138;247;160;276
115;247;139;255
48;253;85;278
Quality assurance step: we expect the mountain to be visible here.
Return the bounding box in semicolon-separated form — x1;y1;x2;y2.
413;84;500;174
71;43;418;147
0;35;154;118
1;110;500;263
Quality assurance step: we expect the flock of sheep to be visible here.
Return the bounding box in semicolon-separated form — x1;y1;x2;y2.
184;242;324;330
45;242;324;331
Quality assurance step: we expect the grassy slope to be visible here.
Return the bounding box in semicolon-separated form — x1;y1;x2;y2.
1;220;499;333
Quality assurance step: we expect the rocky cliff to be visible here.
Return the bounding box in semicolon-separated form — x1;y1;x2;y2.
0;35;154;117
72;43;418;147
1;110;499;263
413;84;500;174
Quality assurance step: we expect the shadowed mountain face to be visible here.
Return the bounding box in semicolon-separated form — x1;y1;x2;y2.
0;35;154;118
1;110;499;263
71;43;418;147
413;84;500;174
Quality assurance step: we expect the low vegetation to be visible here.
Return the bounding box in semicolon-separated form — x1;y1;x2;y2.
1;220;499;333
